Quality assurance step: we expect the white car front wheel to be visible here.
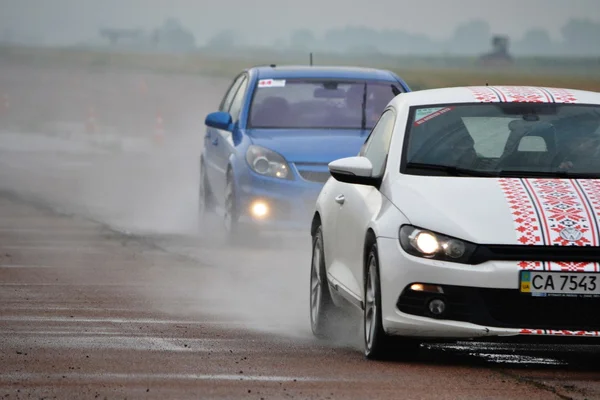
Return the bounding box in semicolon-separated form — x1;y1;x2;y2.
364;241;420;360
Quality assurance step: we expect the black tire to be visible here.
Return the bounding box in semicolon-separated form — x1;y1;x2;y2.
223;169;256;244
198;159;214;233
310;225;338;339
364;241;420;360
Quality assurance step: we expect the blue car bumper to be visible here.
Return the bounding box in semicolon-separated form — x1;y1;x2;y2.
235;164;327;232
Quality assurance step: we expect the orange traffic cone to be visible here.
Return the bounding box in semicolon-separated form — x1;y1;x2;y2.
85;106;97;133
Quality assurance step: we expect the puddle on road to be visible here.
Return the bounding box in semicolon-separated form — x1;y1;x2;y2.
424;342;571;366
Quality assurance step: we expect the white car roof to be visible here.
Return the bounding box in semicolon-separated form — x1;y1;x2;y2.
390;85;600;108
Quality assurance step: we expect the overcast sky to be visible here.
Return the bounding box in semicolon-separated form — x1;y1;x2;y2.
1;0;598;45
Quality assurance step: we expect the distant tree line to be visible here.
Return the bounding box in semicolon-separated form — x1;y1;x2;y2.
204;18;600;57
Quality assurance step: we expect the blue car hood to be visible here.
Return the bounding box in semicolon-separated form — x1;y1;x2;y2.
245;128;369;164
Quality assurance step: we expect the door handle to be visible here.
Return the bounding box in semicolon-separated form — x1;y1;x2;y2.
334;194;345;205
211;137;219;145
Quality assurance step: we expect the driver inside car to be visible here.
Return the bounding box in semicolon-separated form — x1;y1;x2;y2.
555;114;600;171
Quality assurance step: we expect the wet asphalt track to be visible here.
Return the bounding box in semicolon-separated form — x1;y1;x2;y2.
0;67;599;399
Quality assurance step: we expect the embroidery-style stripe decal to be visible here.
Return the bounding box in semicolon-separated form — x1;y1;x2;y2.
525;179;598;272
542;87;578;103
527;179;593;247
576;179;600;272
499;178;545;246
520;329;600;337
499;179;545;271
492;86;548;103
571;180;598;246
519;178;549;271
469;86;579;104
538;87;556;103
521;179;553;245
499;178;600;272
487;86;506;102
469;87;501;102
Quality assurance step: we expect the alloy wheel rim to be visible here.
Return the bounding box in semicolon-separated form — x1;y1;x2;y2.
310;238;322;329
365;257;377;351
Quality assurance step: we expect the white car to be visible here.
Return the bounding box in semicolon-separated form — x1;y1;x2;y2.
309;85;600;359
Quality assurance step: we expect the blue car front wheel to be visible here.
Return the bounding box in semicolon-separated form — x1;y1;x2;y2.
198;160;214;233
223;170;256;244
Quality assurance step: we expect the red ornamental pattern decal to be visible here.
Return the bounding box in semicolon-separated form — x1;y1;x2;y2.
492;86;550;103
529;179;593;247
519;329;600;337
499;178;600;272
468;87;498;102
468;86;578;103
543;88;578;103
499;179;542;245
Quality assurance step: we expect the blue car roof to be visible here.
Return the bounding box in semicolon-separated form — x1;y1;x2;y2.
251;65;400;82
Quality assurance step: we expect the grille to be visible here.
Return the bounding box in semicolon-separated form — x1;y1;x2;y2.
397;284;600;331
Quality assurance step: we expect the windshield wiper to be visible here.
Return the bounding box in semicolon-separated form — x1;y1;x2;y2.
405;162;497;177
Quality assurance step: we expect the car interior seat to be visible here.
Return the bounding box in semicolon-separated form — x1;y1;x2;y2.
251;96;291;127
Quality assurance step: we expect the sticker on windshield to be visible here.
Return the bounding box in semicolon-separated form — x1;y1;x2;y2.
413;107;454;126
258;79;286;88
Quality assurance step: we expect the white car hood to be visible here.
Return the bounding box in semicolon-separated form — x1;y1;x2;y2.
388;175;600;246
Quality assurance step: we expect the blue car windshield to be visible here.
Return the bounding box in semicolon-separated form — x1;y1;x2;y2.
248;79;402;129
403;103;600;178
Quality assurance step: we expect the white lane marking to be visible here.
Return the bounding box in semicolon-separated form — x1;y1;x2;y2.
0;228;95;233
0;283;149;287
0;264;63;269
0;245;114;253
0;306;137;311
0;336;231;352
0;330;186;336
0;373;338;382
0;330;122;336
0;316;249;325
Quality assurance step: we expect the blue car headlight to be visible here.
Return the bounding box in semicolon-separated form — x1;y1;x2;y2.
245;145;291;179
399;225;477;264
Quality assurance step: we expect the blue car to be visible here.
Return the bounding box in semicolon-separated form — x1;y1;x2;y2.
199;65;411;242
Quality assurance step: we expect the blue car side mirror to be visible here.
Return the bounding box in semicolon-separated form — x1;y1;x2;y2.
205;111;232;131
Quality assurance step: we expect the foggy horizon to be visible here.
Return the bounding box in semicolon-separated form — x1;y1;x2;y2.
1;0;599;48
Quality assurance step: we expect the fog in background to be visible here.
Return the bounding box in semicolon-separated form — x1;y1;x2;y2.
1;0;599;56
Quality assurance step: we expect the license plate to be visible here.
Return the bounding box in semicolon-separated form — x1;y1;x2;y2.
520;271;600;297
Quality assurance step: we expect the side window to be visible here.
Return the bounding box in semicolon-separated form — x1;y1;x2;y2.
362;110;396;176
219;74;245;112
227;76;249;122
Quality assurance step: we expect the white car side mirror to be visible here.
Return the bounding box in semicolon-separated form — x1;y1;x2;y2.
328;156;380;186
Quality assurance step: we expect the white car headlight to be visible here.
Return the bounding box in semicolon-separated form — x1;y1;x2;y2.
245;145;291;179
399;225;477;264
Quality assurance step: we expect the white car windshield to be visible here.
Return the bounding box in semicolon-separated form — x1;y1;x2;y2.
248;79;402;130
403;103;600;178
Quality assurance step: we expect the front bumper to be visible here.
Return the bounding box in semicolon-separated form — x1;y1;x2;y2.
235;163;326;231
376;237;600;340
